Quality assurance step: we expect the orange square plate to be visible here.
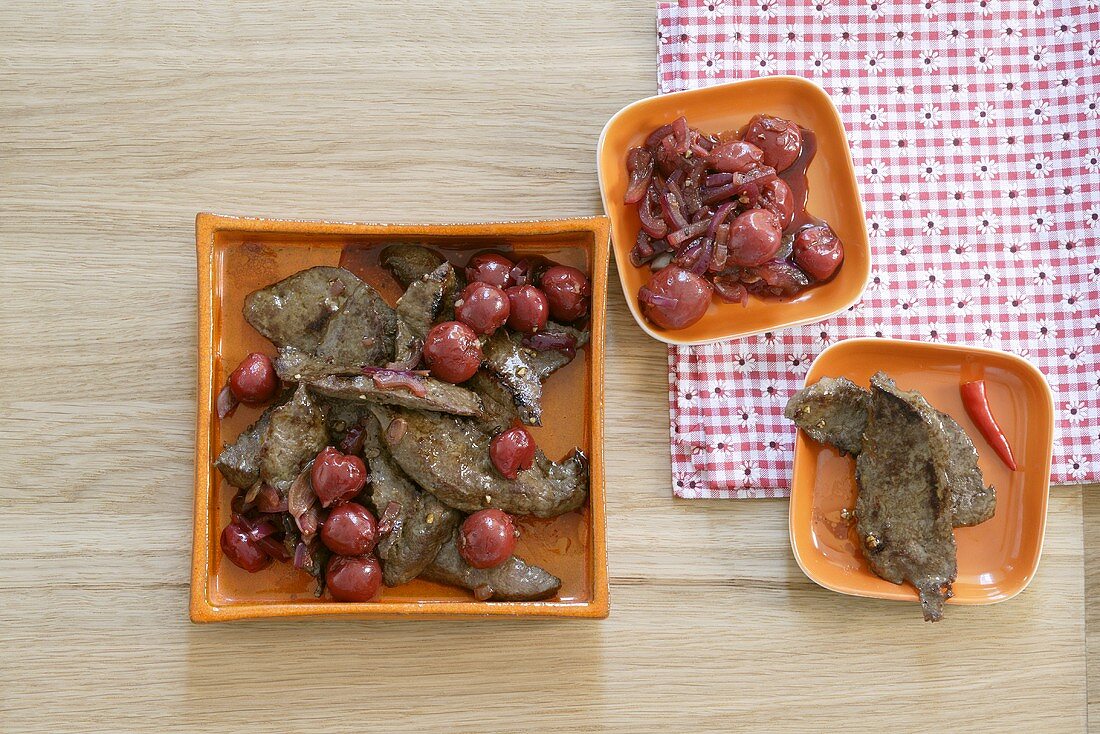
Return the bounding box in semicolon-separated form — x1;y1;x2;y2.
789;338;1054;610
191;213;610;622
597;77;870;345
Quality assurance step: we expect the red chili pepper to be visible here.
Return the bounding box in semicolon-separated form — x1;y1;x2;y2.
960;380;1017;471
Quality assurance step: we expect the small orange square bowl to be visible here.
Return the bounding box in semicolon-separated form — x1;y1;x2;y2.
597;76;870;346
789;338;1054;610
191;213;610;622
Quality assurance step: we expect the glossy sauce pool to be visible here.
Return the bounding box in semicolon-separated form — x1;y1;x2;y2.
210;234;593;605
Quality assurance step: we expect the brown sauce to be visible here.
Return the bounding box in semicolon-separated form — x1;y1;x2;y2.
779;128;827;236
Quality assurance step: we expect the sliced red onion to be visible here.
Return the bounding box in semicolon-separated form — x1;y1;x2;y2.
667;220;710;248
662;185;689;231
384;345;423;372
232;512;278;542
630;231;657;267
339;424;366;456
689;142;711;158
671;115;690;154
366;368;428;397
256;535;290;562
377;501;402;537
675;241;701;268
230;488;251;514
712;277;749;305
700;166;778;206
639;188;669;239
473;585;494;601
288;463;319;538
522;332;577;358
292;541;311;570
690;238;715;275
255;483;288;514
690;205;714;223
624;147;654;204
644;123;675;148
705;173;734;187
509;258;533;287
707;201;739;239
638;286;679;308
216;383;239;419
660;134;679;159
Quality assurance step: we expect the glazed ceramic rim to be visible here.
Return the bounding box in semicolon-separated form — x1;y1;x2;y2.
191;212;611;621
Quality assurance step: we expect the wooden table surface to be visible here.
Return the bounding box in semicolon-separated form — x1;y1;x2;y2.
2;2;1095;732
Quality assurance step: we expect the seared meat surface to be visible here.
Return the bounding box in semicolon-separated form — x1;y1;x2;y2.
482;332;545;426
257;383;329;488
243;267;362;353
216;400;281;489
307;373;483;418
423;530;562;601
784;376;868;457
380;244;447;288
360;416;461;586
372;406;588;518
785;377;995;526
925;408;996;527
855;373;957;622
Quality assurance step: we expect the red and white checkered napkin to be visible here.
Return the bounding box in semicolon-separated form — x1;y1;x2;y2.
659;0;1099;498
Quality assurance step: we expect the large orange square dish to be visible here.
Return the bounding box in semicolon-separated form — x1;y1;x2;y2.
191;213;610;622
789;338;1054;610
597;77;870;345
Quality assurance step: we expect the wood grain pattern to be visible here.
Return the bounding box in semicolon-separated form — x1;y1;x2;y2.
0;1;1092;732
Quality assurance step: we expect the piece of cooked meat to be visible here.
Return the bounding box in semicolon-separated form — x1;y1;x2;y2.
215;409;272;489
785;377;996;527
313;279;396;367
856;373;957;622
784;376;869;457
422;529;562;601
526;321;590;380
307;374;483;418
380;244;447;288
257;383;329;488
395;263;453;340
361;415;461;586
372;406;588;518
243;266;396;368
465;370;523;434
272;346;351;382
482;331;544;427
933;410;996;526
389;262;456;367
243;267;363;353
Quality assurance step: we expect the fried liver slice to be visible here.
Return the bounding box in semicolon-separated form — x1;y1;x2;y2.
422;530;562;601
855;373;957;622
784;376;869;457
360;415;462;586
372;406;587;518
786;377;996;526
